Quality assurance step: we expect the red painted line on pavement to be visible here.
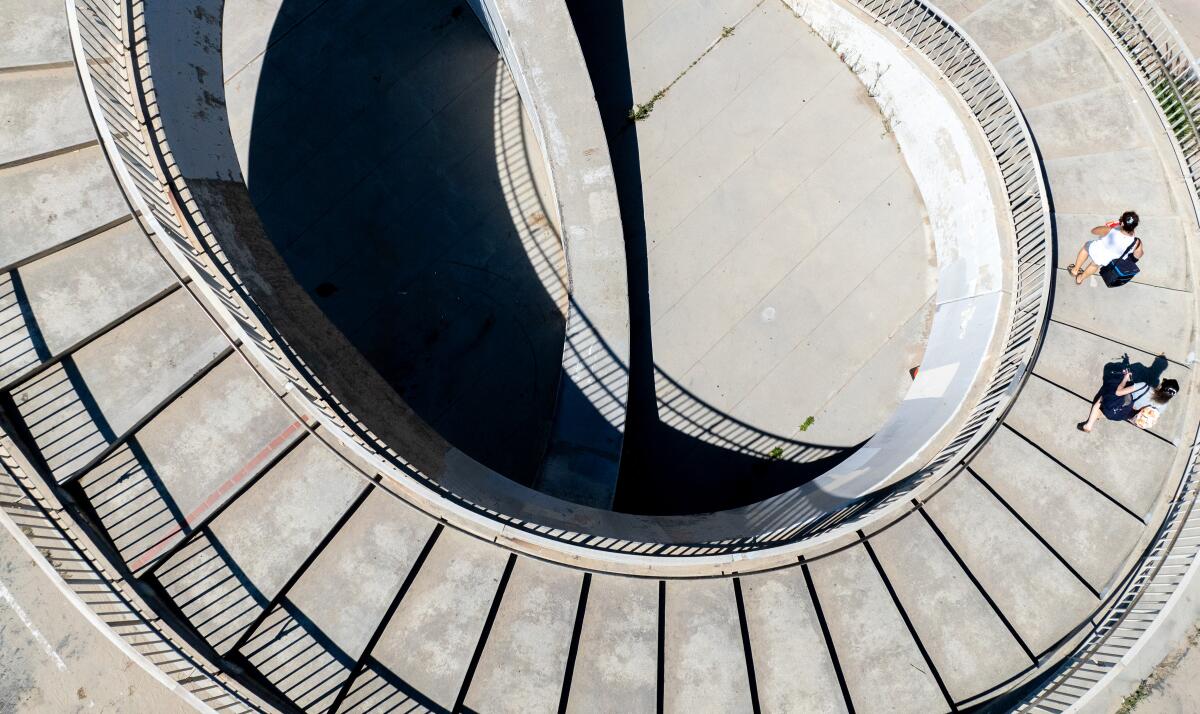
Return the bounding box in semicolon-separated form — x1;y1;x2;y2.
128;418;306;572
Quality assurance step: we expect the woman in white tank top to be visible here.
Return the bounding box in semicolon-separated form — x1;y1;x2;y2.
1067;210;1144;285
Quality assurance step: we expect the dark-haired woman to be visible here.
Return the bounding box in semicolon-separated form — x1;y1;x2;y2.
1078;372;1179;432
1068;210;1144;285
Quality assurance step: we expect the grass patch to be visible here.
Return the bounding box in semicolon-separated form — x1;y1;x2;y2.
1153;76;1199;147
1117;681;1152;714
798;416;815;432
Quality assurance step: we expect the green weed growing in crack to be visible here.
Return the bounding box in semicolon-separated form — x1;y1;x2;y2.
768;446;785;460
798;416;815;432
628;2;763;121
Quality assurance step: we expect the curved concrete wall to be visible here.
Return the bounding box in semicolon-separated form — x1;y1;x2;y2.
468;0;632;507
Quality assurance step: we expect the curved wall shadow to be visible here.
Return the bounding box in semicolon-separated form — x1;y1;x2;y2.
243;0;568;484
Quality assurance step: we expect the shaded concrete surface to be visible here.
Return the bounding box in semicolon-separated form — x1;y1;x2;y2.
569;0;935;513
223;0;569;485
0;530;185;713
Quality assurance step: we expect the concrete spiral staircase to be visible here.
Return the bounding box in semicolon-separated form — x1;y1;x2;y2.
2;0;1199;711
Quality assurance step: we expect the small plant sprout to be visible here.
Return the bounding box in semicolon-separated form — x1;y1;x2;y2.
722;25;735;38
768;446;785;460
799;416;815;432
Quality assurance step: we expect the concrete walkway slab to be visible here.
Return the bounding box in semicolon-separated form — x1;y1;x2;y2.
869;511;1030;703
995;27;1119;108
465;557;580;714
740;568;847;713
565;575;658;714
1006;376;1175;516
0;222;175;387
1022;85;1147;160
0;147;128;270
352;527;509;711
0;66;93;165
77;355;297;567
808;544;946;714
663;579;753;714
155;436;365;653
923;474;1098;654
12;288;227;480
971;427;1144;593
238;487;434;711
0;0;72;68
1049;270;1193;364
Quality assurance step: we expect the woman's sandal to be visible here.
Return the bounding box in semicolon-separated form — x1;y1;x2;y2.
1076;421;1091;432
1067;263;1078;276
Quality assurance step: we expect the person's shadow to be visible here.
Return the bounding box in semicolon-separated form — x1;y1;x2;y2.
1097;353;1169;399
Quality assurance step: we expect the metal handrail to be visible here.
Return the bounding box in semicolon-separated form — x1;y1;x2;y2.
66;0;1049;559
1014;1;1200;709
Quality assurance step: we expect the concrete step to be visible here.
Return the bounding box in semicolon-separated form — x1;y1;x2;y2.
0;146;129;269
1006;376;1176;516
970;427;1144;593
808;544;947;713
564;575;658;713
663;579;753;714
153;437;367;653
740;568;847;713
1043;147;1176;216
868;510;1032;705
462;557;581;713
76;355;299;568
1022;85;1147;161
0;221;176;389
958;0;1073;62
1054;212;1189;291
11;286;227;480
0;0;73;69
995;27;1119;109
1032;321;1190;443
0;65;94;166
1049;271;1193;371
337;527;509;712
923;473;1098;655
237;486;436;712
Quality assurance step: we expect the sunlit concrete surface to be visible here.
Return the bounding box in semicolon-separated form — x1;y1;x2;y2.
635;0;934;445
0;530;185;713
222;0;569;485
1158;0;1200;56
569;0;935;512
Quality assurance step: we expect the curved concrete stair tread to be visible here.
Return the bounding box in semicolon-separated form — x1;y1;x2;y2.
806;544;947;713
0;0;73;69
0;65;95;167
663;578;755;714
866;509;1033;706
1054;213;1189;291
75;354;299;568
920;473;1100;655
994;27;1121;109
1032;320;1191;443
564;575;659;714
1048;270;1193;363
235;487;437;712
1042;148;1177;216
0;146;131;269
0;221;177;390
151;437;367;655
1005;376;1175;516
334;526;510;712
739;569;847;713
463;557;581;714
969;427;1145;593
956;0;1075;62
1022;85;1151;161
10;287;229;480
